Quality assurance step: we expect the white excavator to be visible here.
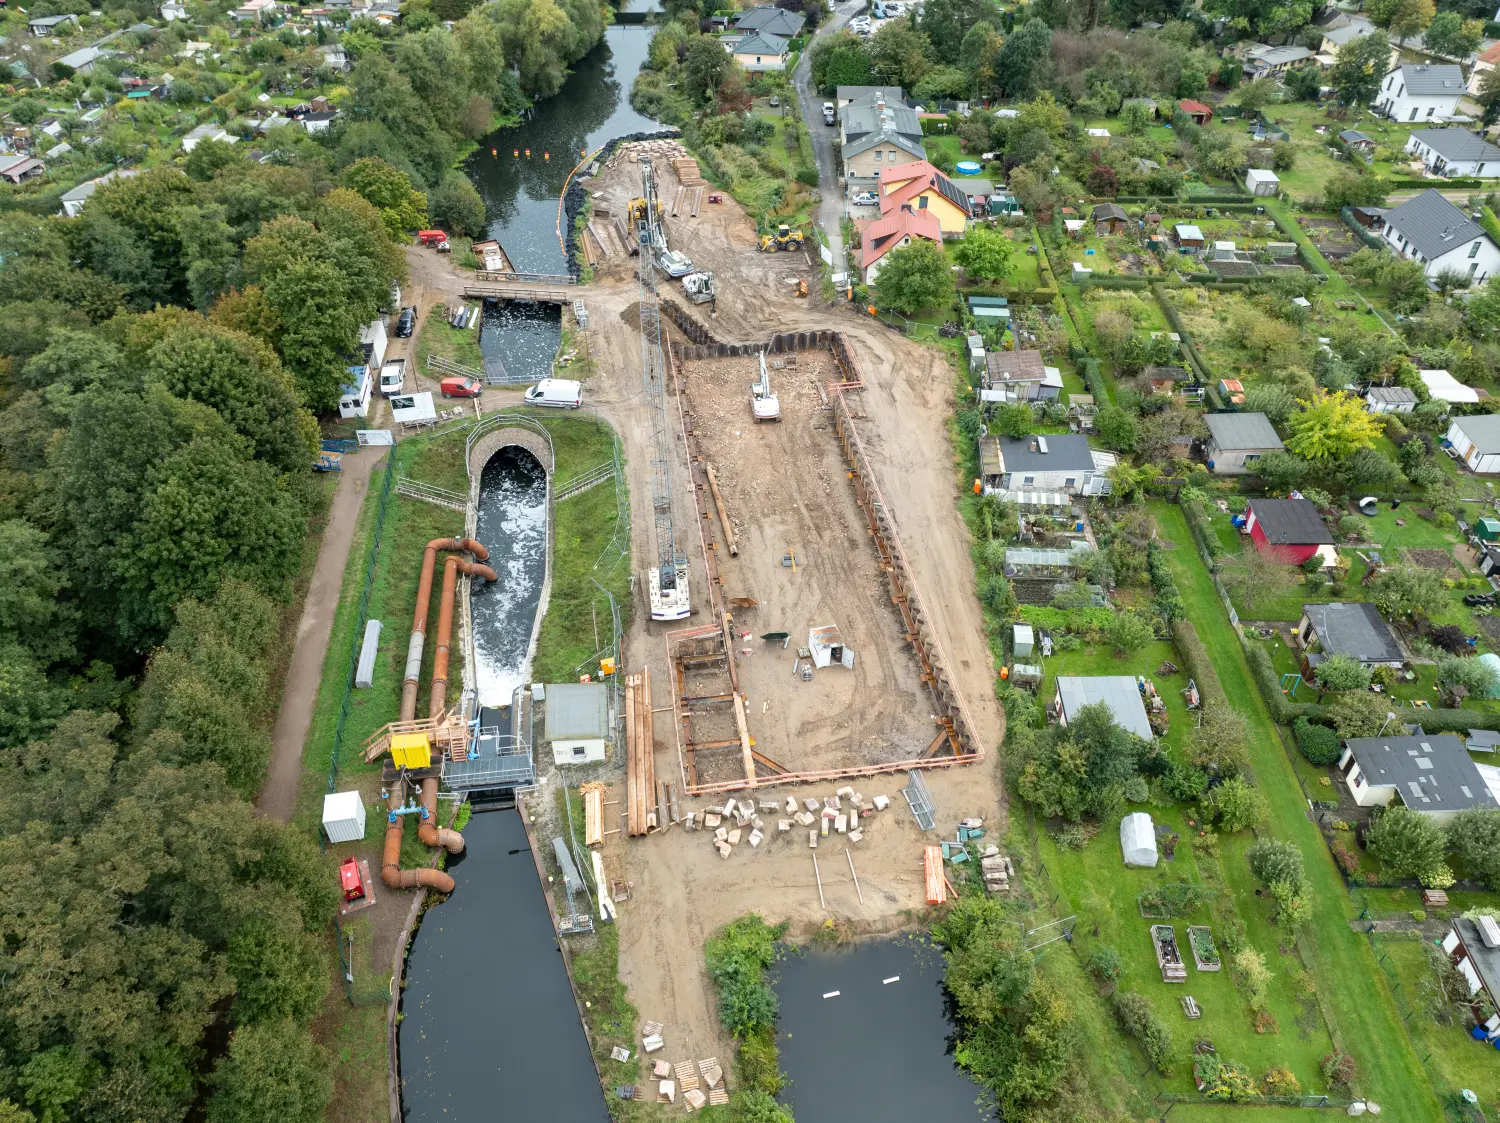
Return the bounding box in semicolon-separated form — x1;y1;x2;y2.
751;351;781;422
681;270;717;307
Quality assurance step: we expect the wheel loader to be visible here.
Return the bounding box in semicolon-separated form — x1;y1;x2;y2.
758;224;805;252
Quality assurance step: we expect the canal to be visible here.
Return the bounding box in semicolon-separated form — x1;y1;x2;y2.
774;937;996;1121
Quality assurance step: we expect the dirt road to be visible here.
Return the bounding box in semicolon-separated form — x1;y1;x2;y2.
259;441;385;822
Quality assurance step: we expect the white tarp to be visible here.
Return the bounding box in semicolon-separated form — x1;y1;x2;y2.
1120;812;1158;867
390;392;437;425
356;429;395;446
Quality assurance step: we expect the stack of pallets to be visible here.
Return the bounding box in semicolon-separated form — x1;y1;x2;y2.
625;670;656;836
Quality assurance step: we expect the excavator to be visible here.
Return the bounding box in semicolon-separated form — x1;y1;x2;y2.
758;224;805;252
628;193;664;238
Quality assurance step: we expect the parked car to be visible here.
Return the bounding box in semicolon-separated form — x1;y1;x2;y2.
395;306;416;337
524;378;582;409
439;375;483;398
769;96;779;107
851;192;878;207
823;101;835;125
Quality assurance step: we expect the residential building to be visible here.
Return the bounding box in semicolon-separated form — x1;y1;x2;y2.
58;168;139;217
1298;601;1403;668
1338;734;1497;822
859;206;940;284
977;433;1115;496
1470;41;1500;96
1091;202;1129;235
1364;385;1418;413
1446;415;1500;474
1377;189;1500;285
732;5;805;38
840;94;924;187
1441;917;1500;1006
1243;498;1336;566
28;14;79;35
1318;19;1398;70
1374;64;1465;122
1203;412;1284;474
1053;676;1153;741
876;159;971;235
1244;44;1314;79
1404;129;1500;178
1177;99;1213;124
1421;368;1479;404
730;31;788;72
978;350;1062;403
835;85;903;112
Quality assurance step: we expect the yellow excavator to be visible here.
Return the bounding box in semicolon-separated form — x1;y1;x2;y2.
758;224;805;252
627;195;663;226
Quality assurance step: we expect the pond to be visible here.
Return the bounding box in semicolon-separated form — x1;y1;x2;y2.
773;937;995;1121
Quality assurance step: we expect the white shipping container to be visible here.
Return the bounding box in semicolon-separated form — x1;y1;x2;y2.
322;790;367;844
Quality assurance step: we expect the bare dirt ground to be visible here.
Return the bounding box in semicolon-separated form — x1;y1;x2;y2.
407;145;1006;1067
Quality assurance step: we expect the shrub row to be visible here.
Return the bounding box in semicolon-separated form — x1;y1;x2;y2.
1171;618;1228;712
1148;541;1185;623
1076;354;1110;403
1017;604;1116;633
1387;176;1487;190
1080;275;1151;290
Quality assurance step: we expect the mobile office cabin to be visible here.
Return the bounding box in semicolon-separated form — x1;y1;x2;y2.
524;378;582;409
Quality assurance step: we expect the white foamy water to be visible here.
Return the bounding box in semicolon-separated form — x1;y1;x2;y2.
470;447;548;705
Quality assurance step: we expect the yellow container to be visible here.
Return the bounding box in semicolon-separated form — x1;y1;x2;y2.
390;732;431;769
600;657;617;676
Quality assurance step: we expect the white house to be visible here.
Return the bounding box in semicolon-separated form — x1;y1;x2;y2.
1377;189;1500;286
730;31;789;72
1447;414;1500;474
1203;412;1284;475
58;168;139;218
1364;385;1418;414
545;682;610;765
1244;168;1279;195
1374;64;1466;123
182;123;236;152
1404;129;1500;179
1337;734;1498;823
977;433;1115;496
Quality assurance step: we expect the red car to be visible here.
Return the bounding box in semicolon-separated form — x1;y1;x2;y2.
440;376;483;398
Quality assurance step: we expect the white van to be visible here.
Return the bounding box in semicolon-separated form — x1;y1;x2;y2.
525;378;582;409
379;358;406;397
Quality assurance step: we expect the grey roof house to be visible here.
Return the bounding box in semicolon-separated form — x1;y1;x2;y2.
1377;189;1500;283
1203;412;1284;475
1339;733;1496;821
1299;601;1404;667
733;5;805;37
978;433;1115;497
1404;128;1500;178
1054;676;1153;741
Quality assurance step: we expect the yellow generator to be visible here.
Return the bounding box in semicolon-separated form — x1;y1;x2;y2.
390;732;432;769
758;224;805;252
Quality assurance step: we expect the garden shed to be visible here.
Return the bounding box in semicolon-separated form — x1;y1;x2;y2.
1120;812;1158;867
1244;168;1280;195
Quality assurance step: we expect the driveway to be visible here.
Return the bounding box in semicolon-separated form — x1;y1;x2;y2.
792;0;861;276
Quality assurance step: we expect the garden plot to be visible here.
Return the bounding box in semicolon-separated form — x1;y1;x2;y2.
1299;216;1361;262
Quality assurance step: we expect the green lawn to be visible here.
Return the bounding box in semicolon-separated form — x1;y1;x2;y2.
415;314;485;373
1150;500;1444;1120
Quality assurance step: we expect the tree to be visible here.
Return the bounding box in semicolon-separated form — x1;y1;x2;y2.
1286;392;1380;461
1285;64;1323;101
340;157;429;240
429;172;487;237
951;226;1014;283
184;138;242;183
1447;808;1500;886
1219;548;1296;614
1422;10;1483;60
1205;0;1312;37
1236;78;1278;113
1368;804;1452;885
1016;702;1146;821
1367;561;1446;621
995;19;1051;98
1201;776;1267;832
1477;66;1500;129
990;402;1035;438
207;1022;332;1123
1248;838;1306;895
1315;652;1373;693
919;0;994;59
959;21;1002;97
1328;32;1393;106
868;20;934;89
1120;100;1154;135
1381;255;1432;314
1371;0;1435;44
1106;611;1153;655
1340;446;1403;494
1094;405;1138;452
873;240;953;315
1325;689;1391;738
683;36;731;103
1437;655;1500;704
1187;705;1251;777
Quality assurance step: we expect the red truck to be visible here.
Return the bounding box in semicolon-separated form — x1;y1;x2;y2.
417;229;451;251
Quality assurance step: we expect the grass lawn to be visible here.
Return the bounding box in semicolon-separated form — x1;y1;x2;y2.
1150;500;1444;1119
415;314;485;373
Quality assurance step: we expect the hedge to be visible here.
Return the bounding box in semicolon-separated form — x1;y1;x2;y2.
1017;605;1116;633
1080;275;1152;290
1077;355;1109;403
1171;619;1228;712
1338;207;1386;251
1387;177;1487;190
1293;716;1341;766
1152;283;1215;383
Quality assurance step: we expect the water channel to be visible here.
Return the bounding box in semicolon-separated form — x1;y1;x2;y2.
400;31;659;1116
774;938;996;1122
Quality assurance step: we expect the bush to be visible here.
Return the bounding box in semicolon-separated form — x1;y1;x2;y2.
1114;992;1174;1075
1321;1051;1356;1088
1293;717;1342;766
1200;777;1267;833
1262;1066;1301;1097
705;915;785;1038
1162;761;1210;801
1247;838;1305;896
1088;945;1122;983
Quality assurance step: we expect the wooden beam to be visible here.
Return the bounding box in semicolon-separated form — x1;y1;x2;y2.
733;692;756;789
750;749;789;775
705;463;738;556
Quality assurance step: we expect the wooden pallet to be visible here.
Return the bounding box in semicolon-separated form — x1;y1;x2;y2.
924;845;946;905
674;1061;699;1091
707;1088;729;1107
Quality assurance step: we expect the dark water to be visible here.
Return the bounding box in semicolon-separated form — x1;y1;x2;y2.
399;810;611;1122
465;26;660;276
478;300;563;387
774;938;997;1122
470;446;547;706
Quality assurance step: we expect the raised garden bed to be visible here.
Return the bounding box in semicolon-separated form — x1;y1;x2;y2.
1188;925;1221;971
1151;923;1188;983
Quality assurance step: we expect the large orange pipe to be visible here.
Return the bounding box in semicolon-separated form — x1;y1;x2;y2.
430;556;497;718
381;786;456;893
401;537;490;722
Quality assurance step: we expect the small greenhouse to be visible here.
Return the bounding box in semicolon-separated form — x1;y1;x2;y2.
1120;812;1158;868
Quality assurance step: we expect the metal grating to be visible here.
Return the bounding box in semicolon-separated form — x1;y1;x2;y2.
901;770;936;831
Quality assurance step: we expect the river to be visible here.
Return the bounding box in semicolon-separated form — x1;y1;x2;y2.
773;937;997;1121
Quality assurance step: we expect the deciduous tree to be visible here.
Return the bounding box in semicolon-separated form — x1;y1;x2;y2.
873;239;954;314
1286;392;1380;461
1368;804;1452;885
951;225;1014;282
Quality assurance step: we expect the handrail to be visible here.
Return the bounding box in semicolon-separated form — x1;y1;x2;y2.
555;461;615;501
473;269;575;285
464;412;556;476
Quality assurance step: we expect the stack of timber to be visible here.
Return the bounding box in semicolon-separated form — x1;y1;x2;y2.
581;781;607;847
923;845;946;905
625;670;657;836
672;157;705;186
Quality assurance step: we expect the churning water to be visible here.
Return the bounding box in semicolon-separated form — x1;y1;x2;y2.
470;446;547;706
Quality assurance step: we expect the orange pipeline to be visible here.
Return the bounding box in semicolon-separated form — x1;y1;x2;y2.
401;537;490;722
430;556;497;718
381;786;456;893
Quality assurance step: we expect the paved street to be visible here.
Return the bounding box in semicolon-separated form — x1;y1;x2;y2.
792;0;861;275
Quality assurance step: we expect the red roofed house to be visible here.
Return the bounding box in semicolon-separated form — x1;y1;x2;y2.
1244;497;1337;566
877;159;972;236
1470;41;1500;97
861;205;943;284
1178;99;1213;125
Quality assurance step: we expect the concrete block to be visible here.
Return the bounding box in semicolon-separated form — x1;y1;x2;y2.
795;811;815;827
644;1034;664;1053
835;814;847;834
653;1060;672;1078
752;817;764;831
684;1089;707;1110
785;797;797;815
704;813;722;828
820;816;830;837
721;799;737;818
759;800;781;813
717;841;732;859
748;829;763;847
659;1079;676;1103
825;795;841;811
726;828;741;845
738;800;755;818
804;797;820;813
808;830;818;848
873;795;890;811
848;829;863;843
777;819;792;832
684;812;698;831
714;826;728;842
703;1062;724;1089
837;786;855;799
